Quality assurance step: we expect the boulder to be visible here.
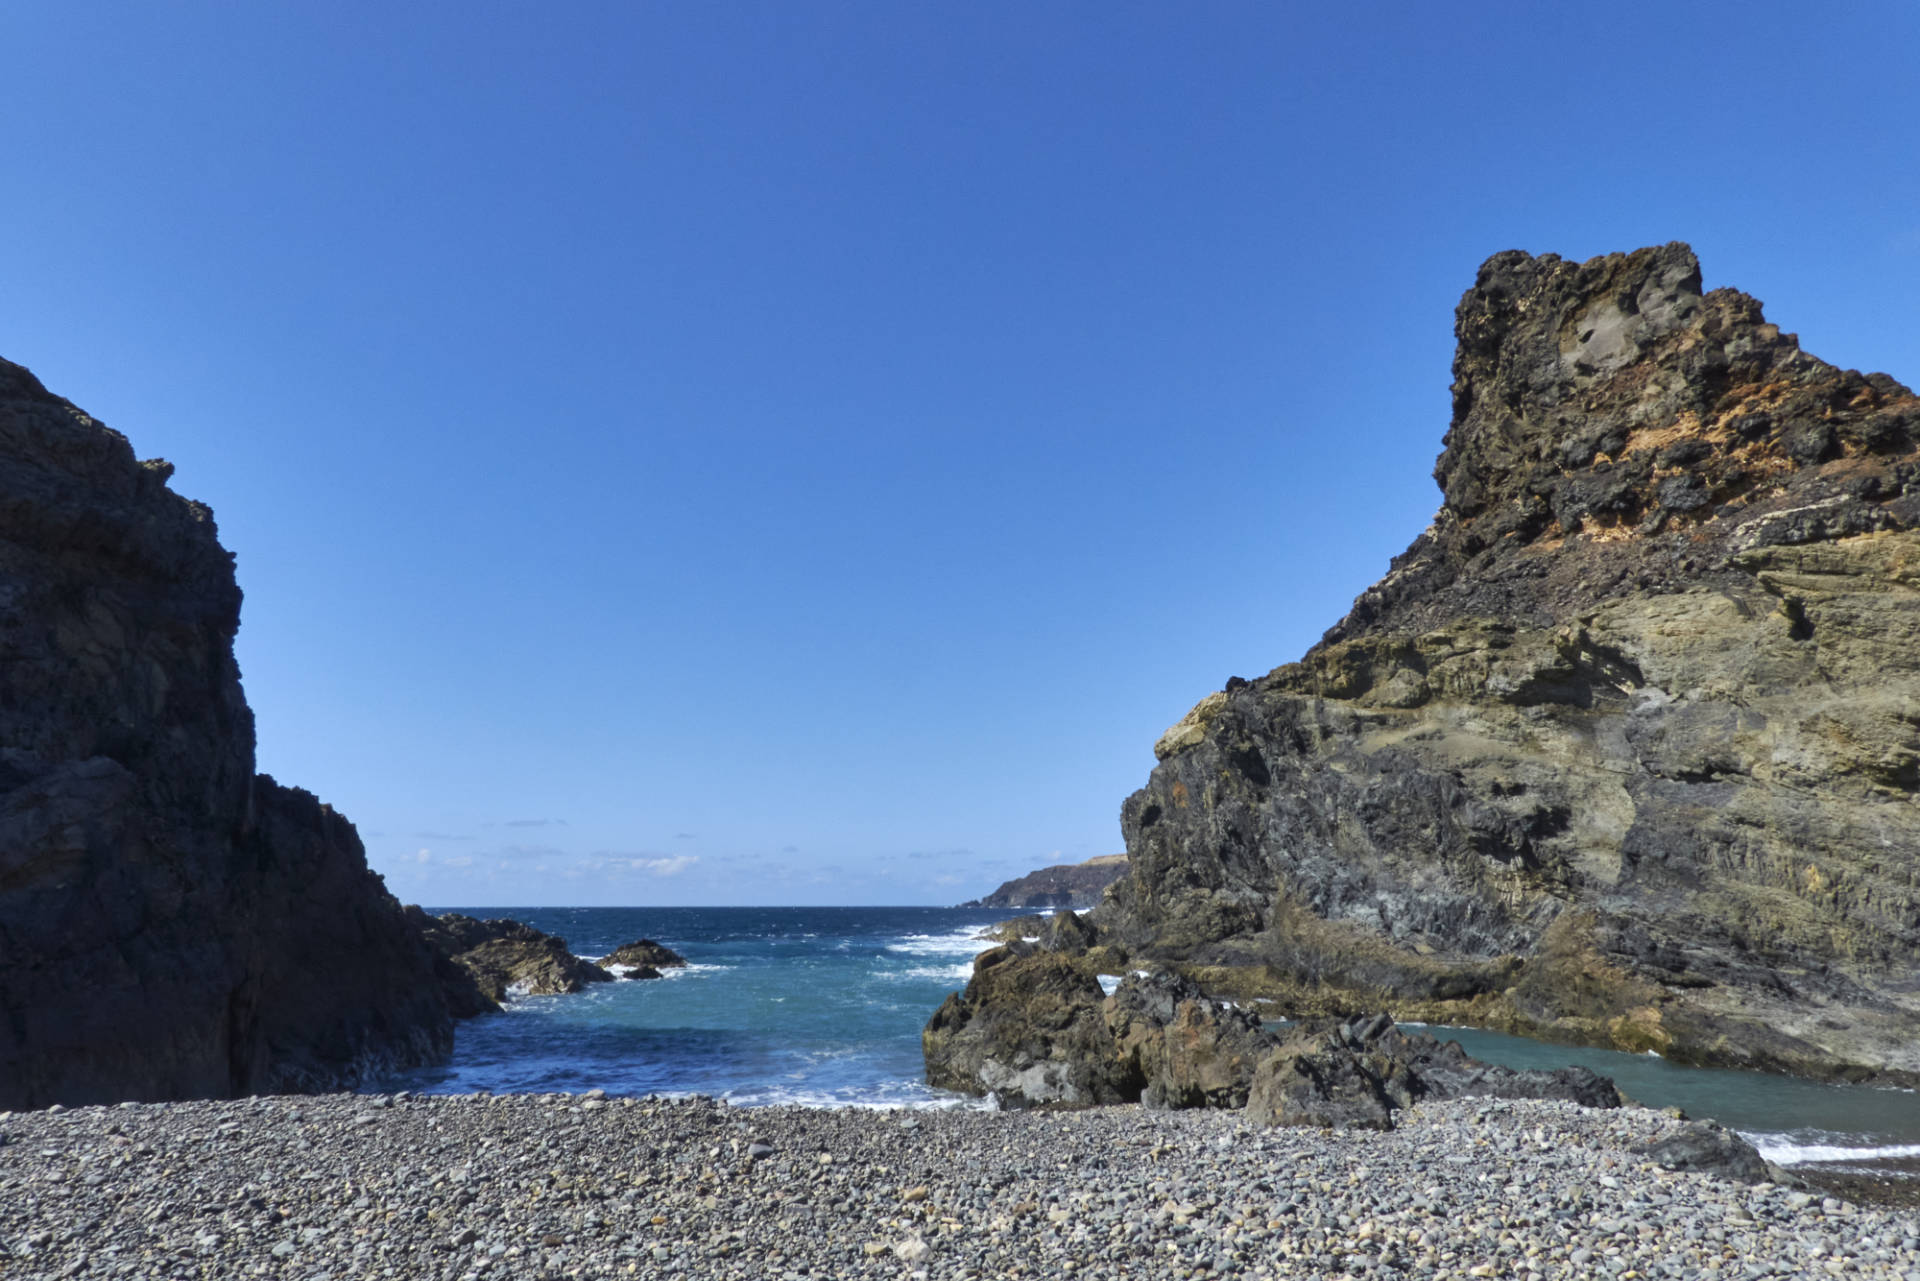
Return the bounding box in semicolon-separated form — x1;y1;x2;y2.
1245;1033;1398;1131
0;357;453;1108
602;938;687;971
1097;244;1920;1085
1636;1120;1772;1184
922;952;1139;1108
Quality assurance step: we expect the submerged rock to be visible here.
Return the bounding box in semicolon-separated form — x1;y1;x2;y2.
0;357;452;1108
1097;244;1920;1085
414;913;613;1003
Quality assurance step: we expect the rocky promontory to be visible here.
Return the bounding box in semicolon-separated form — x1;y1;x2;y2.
924;938;1621;1127
412;912;615;1005
0;357;453;1108
1095;244;1920;1084
960;854;1130;910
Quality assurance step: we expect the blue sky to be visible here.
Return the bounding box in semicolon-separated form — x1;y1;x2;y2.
5;4;1916;906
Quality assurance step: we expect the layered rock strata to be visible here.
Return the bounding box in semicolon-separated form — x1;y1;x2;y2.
0;357;452;1108
1096;244;1920;1084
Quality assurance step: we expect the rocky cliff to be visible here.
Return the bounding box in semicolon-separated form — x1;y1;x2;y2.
1096;244;1920;1085
0;357;452;1108
960;854;1130;910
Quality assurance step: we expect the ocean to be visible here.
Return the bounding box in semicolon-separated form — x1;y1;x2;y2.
380;906;1920;1179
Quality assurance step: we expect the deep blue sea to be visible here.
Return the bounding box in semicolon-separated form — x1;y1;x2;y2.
378;906;1920;1175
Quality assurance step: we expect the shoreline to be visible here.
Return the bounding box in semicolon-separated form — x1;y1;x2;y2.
3;1092;1915;1279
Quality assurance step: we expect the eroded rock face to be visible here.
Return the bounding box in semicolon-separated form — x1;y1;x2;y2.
414;913;613;1004
1098;245;1920;1084
0;357;452;1107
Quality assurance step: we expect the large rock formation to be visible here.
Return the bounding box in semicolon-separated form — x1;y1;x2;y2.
412;911;614;1004
960;854;1130;910
0;357;453;1108
1097;244;1920;1085
923;947;1620;1124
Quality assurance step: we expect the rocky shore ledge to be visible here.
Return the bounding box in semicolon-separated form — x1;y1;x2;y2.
2;1093;1914;1279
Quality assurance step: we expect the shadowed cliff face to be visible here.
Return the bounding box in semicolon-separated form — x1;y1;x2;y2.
0;357;452;1108
1096;245;1920;1085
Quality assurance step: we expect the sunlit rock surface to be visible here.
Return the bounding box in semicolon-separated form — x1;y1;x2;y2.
1096;245;1920;1085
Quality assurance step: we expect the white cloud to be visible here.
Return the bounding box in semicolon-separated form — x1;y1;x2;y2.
415;849;431;864
440;855;473;869
631;855;698;876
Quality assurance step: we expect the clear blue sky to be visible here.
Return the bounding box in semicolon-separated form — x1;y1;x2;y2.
5;4;1916;906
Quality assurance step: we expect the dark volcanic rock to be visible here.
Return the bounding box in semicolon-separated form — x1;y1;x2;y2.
0;357;452;1108
1097;244;1920;1085
1636;1120;1772;1184
925;949;1620;1126
603;938;687;971
415;913;613;1003
923;952;1139;1108
961;854;1130;909
1106;971;1274;1109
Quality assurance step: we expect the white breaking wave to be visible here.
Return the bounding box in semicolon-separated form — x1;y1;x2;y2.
717;1082;997;1111
888;928;994;958
879;962;973;983
658;963;731;979
1747;1135;1920;1167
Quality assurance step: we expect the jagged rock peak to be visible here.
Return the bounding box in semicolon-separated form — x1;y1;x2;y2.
1325;243;1919;646
1102;248;1920;1086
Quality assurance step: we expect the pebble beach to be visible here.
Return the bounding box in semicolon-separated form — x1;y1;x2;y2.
4;1093;1916;1280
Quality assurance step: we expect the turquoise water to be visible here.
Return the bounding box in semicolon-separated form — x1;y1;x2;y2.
379;907;1920;1171
1406;1023;1920;1169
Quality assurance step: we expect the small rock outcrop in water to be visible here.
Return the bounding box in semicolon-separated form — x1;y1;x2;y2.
0;357;452;1108
1096;244;1920;1085
960;854;1129;909
414;913;614;1003
922;950;1619;1124
602;938;687;974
